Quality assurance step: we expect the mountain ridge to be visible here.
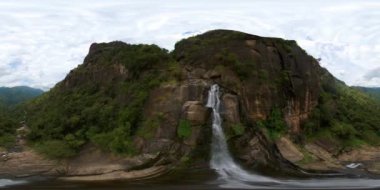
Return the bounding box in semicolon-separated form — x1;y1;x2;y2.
0;86;43;107
0;29;379;179
354;86;380;101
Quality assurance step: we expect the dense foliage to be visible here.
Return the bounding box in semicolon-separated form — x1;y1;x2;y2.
256;108;287;141
25;43;177;157
302;72;380;149
0;87;42;149
0;107;17;149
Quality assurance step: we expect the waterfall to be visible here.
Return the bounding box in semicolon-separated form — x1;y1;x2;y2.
0;179;25;188
206;84;275;185
206;84;380;189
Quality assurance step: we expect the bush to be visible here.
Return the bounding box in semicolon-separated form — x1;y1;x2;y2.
255;108;287;140
331;121;357;139
136;118;159;139
359;130;380;146
231;123;245;136
91;123;135;155
216;51;256;81
34;140;76;159
177;119;192;139
342;138;366;149
0;135;16;149
267;108;287;134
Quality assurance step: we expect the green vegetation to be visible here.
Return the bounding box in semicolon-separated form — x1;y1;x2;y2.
275;39;297;53
256;108;287;141
301;73;380;149
297;149;315;165
231;123;245;136
265;108;287;140
355;87;380;101
0;104;18;149
0;86;43;107
91;123;135;155
173;30;260;81
0;135;16;149
177;119;192;139
224;123;246;140
0;86;43;149
25;43;175;157
214;50;257;81
136;116;161;140
1;30;376;162
34;140;77;159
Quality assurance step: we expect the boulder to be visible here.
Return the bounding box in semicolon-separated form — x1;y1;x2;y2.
275;137;304;163
182;101;208;126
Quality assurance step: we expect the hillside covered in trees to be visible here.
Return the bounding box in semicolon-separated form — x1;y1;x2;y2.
1;30;379;179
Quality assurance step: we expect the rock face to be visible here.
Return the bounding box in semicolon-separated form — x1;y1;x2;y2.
0;150;58;178
276;137;304;163
173;30;320;134
3;29;379;180
182;101;209;126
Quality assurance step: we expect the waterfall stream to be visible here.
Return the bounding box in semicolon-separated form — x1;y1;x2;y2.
206;84;380;189
0;179;25;188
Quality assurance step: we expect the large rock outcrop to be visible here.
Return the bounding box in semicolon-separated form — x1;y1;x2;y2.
2;29;379;180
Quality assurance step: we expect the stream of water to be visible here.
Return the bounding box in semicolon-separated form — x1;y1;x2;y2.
0;179;25;188
205;84;380;189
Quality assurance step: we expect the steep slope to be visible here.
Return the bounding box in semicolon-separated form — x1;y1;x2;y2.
1;30;380;179
173;30;380;174
25;42;179;157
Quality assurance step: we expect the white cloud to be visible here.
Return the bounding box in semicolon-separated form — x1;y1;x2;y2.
0;0;379;90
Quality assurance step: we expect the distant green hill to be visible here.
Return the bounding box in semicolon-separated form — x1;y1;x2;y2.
354;87;380;101
0;86;43;149
0;86;44;107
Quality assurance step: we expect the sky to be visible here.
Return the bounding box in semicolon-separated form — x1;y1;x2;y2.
0;0;379;90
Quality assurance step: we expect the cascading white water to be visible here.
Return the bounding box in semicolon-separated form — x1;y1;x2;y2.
206;84;380;189
0;179;25;188
206;84;275;185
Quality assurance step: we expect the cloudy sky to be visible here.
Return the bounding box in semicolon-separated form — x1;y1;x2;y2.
0;0;379;90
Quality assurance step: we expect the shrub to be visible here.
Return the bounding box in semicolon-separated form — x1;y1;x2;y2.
136;118;159;140
0;135;16;149
34;140;76;159
177;119;192;139
91;123;135;155
266;108;287;133
331;121;357;139
255;108;287;141
231;123;245;136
